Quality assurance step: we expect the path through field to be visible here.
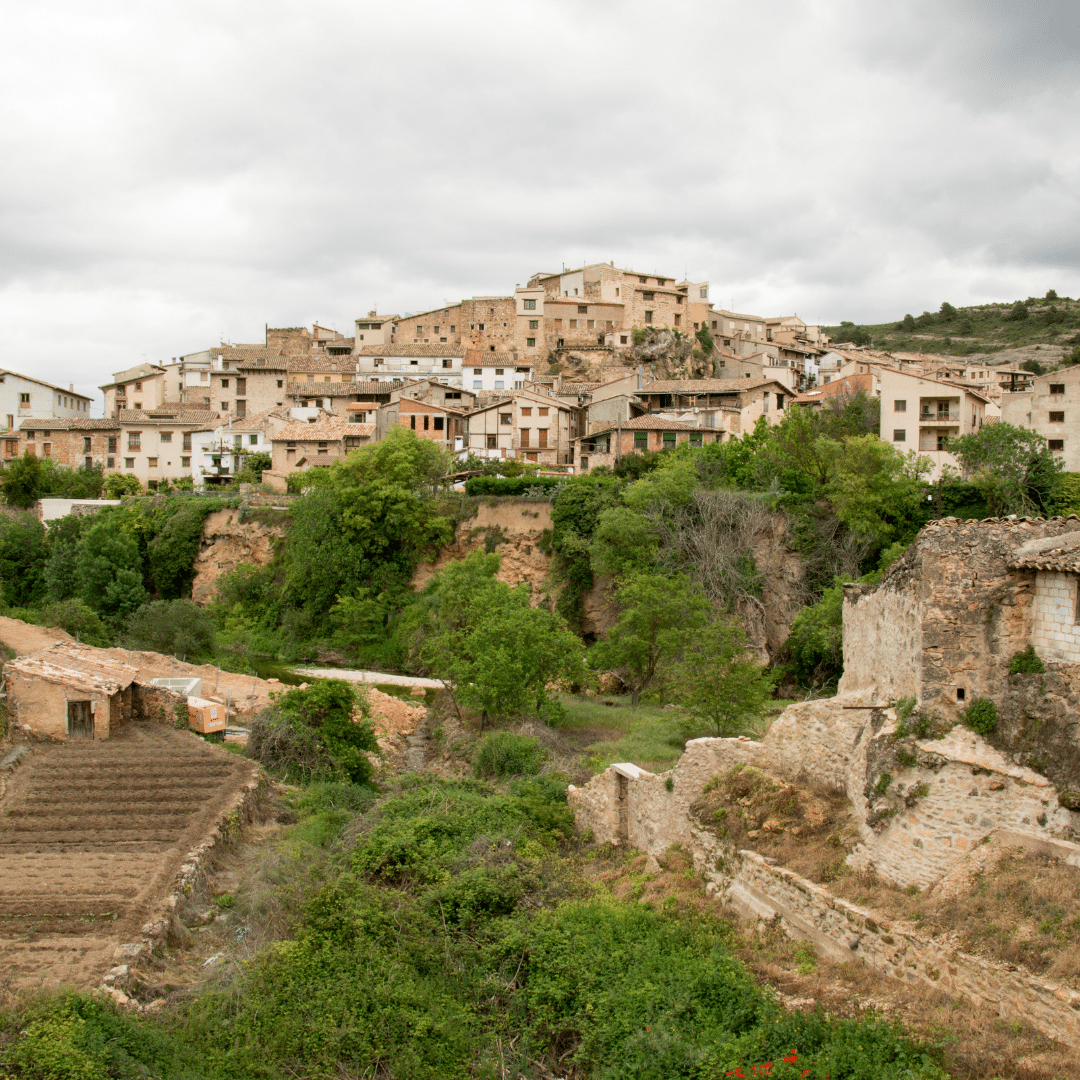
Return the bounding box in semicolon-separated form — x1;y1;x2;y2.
0;723;256;991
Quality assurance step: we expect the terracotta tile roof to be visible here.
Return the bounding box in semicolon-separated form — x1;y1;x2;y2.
100;362;166;388
1009;528;1080;572
286;356;358;373
582;416;704;434
226;407;291;431
290;382;380;396
640;378;785;394
271;417;356;442
214;346;283;362
464;350;523;366
357;344;467;358
0;370;95;400
8;643;138;695
118;408;220;424
17;417;120;431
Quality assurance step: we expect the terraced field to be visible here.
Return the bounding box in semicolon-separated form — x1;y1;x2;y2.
0;723;256;990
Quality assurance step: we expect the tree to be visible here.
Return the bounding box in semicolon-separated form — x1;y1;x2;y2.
1021;358;1046;377
672;618;775;738
1046;289;1059;301
125;599;215;658
939;302;957;319
147;503;213;598
44;515;90;602
0;513;48;607
416;552;585;726
76;516;146;620
41;598;110;646
784;578;845;687
949;421;1062;516
104;473;142;499
248;679;379;784
2;453;43;508
1007;301;1029;322
236;451;272;484
589;573;708;706
695;325;714;355
900;314;916;331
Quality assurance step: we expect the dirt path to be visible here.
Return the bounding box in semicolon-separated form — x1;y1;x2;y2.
0;616;74;656
0;723;256;992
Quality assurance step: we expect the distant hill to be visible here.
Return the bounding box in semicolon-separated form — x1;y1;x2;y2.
825;291;1080;361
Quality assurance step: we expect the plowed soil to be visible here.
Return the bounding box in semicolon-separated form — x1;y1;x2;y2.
0;723;256;991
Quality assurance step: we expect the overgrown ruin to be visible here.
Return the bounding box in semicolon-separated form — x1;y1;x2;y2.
569;515;1080;1047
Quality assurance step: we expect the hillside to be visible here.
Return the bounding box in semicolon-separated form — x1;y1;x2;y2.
826;290;1080;362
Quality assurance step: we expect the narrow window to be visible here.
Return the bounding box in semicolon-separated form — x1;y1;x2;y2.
527;338;536;347
956;688;966;701
529;319;538;330
645;311;653;323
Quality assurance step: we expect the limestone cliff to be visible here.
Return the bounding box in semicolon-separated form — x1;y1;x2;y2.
191;508;287;605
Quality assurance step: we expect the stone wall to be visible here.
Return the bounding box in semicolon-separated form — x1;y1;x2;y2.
1032;569;1080;663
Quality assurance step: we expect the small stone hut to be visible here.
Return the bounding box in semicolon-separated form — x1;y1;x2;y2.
5;643;139;741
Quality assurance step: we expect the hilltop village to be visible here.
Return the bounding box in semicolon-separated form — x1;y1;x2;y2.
2;272;1080;1080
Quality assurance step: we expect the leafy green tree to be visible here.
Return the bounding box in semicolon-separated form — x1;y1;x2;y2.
147;503;213;598
695;325;714;354
1046;289;1059;301
949;421;1062;516
827;435;929;541
1021;358;1046;376
41;598;110;646
550;475;617;623
2;452;43;508
589;573;708;706
249;678;379;783
236;451;272;484
0;513;48;607
416;552;585;726
590;504;659;578
900;313;916;331
76;516;146;620
939;302;957;319
1007;301;1029;321
125;599;215;658
784;577;845;687
104;473;142;499
673;618;775;738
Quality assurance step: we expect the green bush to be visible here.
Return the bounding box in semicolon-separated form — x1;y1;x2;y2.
41;598;110;647
964;697;998;735
463;475;563;496
125;598;215;658
472;731;548;778
1009;645;1046;675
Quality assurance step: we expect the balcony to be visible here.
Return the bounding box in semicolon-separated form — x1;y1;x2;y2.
919;413;954;425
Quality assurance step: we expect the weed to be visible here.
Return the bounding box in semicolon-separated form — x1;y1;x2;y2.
964;697;998;736
896;748;918;768
1009;645;1046;675
472;731;548;778
873;772;893;797
664;776;674;793
793;944;817;974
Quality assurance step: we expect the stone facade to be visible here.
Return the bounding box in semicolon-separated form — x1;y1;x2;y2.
1001;363;1080;472
1031;569;1080;662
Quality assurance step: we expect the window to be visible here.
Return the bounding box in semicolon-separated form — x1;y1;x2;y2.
894;400;907;412
495;368;504;375
181;456;189;467
673;314;681;327
125;458;134;468
410;360;419;366
107;456;115;467
19;393;29;404
569;320;577;329
83;436;91;452
690;431;703;445
956;688;966;701
182;434;191;451
587;319;595;329
643;291;654;301
486;434;497;449
307;374;315;383
415;325;422;334
537;428;548;448
450;325;456;332
1050;383;1065;394
128;432;141;449
324;375;331;382
148;457;158;467
644;311;653;323
134;381;143;391
527;337;536;347
893;429;906;442
529;319;538;330
538;407;548;417
160;432;172;443
478;323;485;331
662;432;676;449
1050;439;1065;451
221;378;229;388
520;428;530;446
473;380;482;389
639;277;648;284
473;367;483;375
107;436;117;452
700;287;707;298
499;413;512;427
442;358;452;368
410;415;416;429
494;381;504;390
42;442;51;458
236;378;246;393
423;415;430;431
620;335;628;345
433;326;439;334
523;299;536;310
134;402;142;410
1050;411;1065;423
277;379;283;388
634;431;648;450
577;305;587;314
221;402;228;411
433;417;444;431
521;407;532;416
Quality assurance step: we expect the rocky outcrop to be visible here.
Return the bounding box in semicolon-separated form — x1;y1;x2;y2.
191;508;287;605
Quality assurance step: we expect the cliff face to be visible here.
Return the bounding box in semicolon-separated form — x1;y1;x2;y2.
191;508;287;605
740;513;807;662
412;500;557;598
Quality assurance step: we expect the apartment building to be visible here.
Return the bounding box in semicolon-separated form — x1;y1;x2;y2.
464;390;579;465
353;312;397;348
375;396;468;452
1001;365;1080;473
0;369;94;436
189;407;294;485
704;309;769;356
635;378;791;431
877;367;989;480
462;351;536;392
356;344;466;384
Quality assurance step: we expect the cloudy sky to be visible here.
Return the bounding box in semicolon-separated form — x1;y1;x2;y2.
2;0;1078;409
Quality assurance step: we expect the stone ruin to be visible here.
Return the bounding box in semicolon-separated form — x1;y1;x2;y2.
569;515;1080;1046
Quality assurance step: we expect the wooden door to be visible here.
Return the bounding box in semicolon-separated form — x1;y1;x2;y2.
67;700;94;740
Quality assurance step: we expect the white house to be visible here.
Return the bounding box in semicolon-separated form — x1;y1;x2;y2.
0;368;94;435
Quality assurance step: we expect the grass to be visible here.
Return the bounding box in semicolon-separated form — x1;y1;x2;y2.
551;694;795;775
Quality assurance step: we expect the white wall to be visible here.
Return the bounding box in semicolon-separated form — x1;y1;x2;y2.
1032;571;1080;663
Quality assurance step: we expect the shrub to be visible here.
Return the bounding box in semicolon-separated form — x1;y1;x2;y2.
103;473;142;499
463;475;562;497
41;598;110;647
1009;645;1046;675
125;598;215;658
964;697;998;735
472;731;547;778
248;679;379;784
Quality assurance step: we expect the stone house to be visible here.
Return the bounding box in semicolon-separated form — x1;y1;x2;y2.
265;416;373;491
286;355;359;390
0;368;93;437
100;362;182;418
635;378;790;430
114;408;222;488
876;366;989;480
1001;363;1080;472
573;416;725;473
374;395;467;451
5;644;139;741
16;418;120;470
791;372;875;411
463;390;579;465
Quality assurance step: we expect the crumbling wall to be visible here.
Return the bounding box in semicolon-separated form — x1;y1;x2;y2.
191;508;287;606
131;683;185;726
